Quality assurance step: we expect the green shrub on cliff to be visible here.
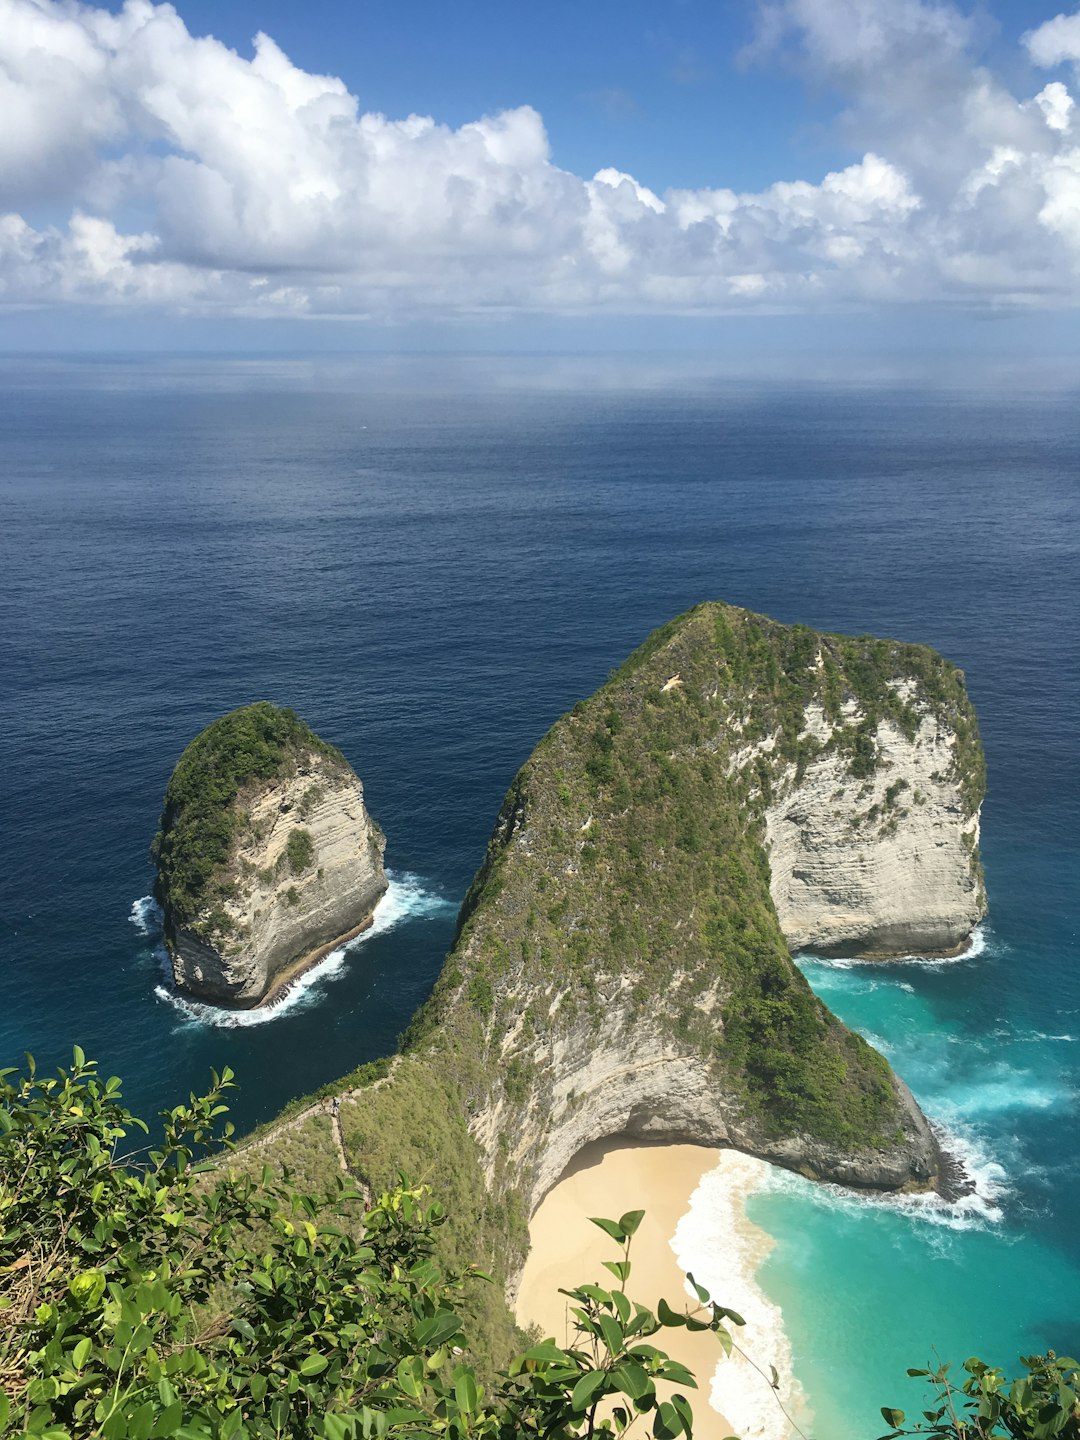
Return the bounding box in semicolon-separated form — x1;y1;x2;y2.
152;703;346;923
2;1056;1070;1440
286;828;315;875
0;1055;736;1440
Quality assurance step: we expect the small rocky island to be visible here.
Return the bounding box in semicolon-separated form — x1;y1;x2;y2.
153;703;387;1007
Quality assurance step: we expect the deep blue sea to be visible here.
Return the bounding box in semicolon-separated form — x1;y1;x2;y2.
1;354;1077;1438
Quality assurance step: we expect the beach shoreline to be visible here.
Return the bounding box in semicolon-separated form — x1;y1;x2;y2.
515;1140;803;1440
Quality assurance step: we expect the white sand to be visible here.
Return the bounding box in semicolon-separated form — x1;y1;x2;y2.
515;1141;805;1440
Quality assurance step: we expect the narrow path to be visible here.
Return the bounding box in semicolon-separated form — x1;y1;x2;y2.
227;1058;399;1191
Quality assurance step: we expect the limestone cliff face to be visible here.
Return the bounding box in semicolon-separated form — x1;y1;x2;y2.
753;692;984;957
155;704;387;1008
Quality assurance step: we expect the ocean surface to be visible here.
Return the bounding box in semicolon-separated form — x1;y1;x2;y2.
1;353;1077;1439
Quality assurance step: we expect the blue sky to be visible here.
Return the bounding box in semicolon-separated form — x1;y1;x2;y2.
146;0;1048;191
3;0;1080;350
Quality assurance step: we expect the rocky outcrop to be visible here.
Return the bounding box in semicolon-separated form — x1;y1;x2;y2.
755;693;984;957
155;704;387;1007
390;602;986;1214
471;1003;939;1219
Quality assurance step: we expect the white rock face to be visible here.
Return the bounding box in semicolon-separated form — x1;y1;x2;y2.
472;977;937;1226
168;751;387;1006
754;699;984;956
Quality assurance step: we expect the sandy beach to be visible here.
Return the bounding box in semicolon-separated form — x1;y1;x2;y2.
515;1141;803;1440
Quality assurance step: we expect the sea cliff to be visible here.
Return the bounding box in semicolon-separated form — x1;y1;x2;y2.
236;602;986;1369
154;703;387;1007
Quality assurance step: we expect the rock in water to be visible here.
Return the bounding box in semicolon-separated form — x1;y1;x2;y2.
153;703;387;1007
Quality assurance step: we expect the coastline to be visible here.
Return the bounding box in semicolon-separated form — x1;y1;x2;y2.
255;907;379;1009
515;1141;802;1440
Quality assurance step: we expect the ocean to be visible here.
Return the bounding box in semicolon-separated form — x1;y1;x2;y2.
1;353;1077;1439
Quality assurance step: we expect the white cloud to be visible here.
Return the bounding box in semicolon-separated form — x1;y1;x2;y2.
1;0;1080;319
1025;11;1080;69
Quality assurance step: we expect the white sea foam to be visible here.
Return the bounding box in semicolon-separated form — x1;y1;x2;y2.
672;1153;807;1440
755;1120;1009;1235
796;922;990;973
129;894;164;936
131;873;454;1029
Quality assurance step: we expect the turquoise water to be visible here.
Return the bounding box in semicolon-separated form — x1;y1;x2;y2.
752;879;1079;1435
1;355;1077;1439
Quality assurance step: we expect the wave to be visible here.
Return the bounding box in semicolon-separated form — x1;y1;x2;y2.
130;873;455;1029
755;1120;1010;1234
673;1153;808;1440
129;894;164;935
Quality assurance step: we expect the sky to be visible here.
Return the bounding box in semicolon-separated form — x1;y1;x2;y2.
3;0;1080;350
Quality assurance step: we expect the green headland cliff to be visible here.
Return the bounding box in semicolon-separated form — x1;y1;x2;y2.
217;602;985;1371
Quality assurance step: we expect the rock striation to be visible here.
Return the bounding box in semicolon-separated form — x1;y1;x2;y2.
760;695;983;957
154;703;387;1007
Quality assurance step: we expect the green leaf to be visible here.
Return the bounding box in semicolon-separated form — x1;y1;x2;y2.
657;1298;686;1327
572;1369;608;1412
0;1392;8;1431
220;1408;244;1439
653;1400;684;1439
151;1401;183;1436
881;1407;906;1428
69;1269;106;1309
611;1362;651;1400
454;1369;478;1414
590;1217;627;1243
660;1363;697;1390
687;1273;711;1305
619;1210;645;1237
520;1342;569;1364
671;1393;695;1434
598;1314;625;1356
71;1337;92;1370
300;1354;329;1377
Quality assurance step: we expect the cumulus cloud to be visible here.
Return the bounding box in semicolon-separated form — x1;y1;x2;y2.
1;0;1080;318
1026;11;1080;69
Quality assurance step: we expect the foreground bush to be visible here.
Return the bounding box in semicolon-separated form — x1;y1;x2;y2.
2;1054;1076;1440
0;1054;738;1440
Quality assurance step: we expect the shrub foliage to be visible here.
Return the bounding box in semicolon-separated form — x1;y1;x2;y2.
0;1056;740;1440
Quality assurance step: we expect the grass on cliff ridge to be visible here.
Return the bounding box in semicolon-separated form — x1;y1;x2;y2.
152;701;350;932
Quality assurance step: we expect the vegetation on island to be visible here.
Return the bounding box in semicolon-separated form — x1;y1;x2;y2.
1;1056;1075;1440
151;703;347;934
